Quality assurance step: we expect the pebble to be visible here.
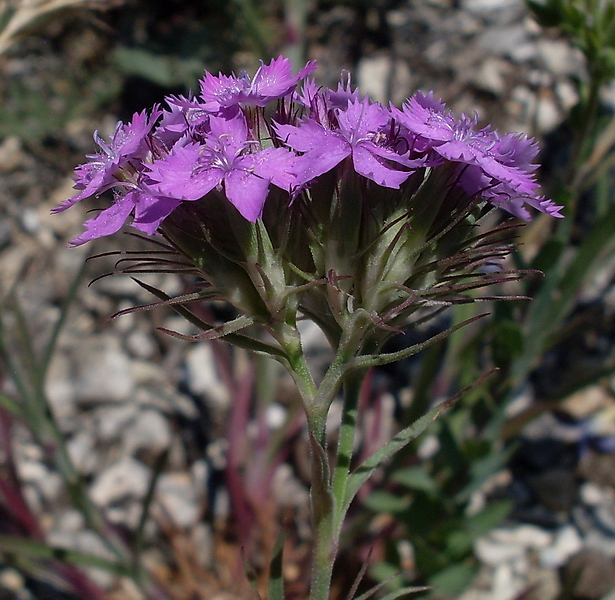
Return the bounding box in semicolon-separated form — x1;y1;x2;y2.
71;335;135;403
121;408;172;457
562;549;615;600
475;535;526;566
185;342;230;408
156;472;203;528
539;525;583;568
67;428;99;475
89;456;151;506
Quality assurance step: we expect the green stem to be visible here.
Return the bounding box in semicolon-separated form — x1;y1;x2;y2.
309;370;367;600
331;371;365;532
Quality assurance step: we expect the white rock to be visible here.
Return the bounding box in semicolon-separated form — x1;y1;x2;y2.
477;25;529;58
67;428;98;475
0;569;26;595
491;562;524;600
273;463;309;507
122;409;171;456
97;403;139;441
90;456;151;506
266;403;287;430
126;329;157;359
464;0;522;13
475;58;509;95
539;525;583;568
191;459;209;491
191;523;214;568
537;39;585;76
475;536;525;566
45;352;76;419
580;481;610;506
185;343;230;408
358;55;391;104
357;55;413;105
156;472;202;528
491;524;553;549
53;509;85;532
72;335;135;403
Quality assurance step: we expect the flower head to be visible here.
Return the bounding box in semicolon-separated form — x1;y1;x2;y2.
199;56;317;110
277;98;422;188
57;57;561;253
53;108;161;214
392;92;564;218
148;112;298;221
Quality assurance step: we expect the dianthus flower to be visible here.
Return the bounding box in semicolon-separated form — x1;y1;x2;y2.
54;108;161;214
57;57;561;250
147;112;298;221
391;92;564;218
199;55;317;110
276;97;422;188
58;58;565;600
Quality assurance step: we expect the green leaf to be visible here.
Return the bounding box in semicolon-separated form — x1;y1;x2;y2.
455;446;516;503
445;501;512;559
132;449;168;576
113;47;206;88
344;369;495;514
511;199;615;388
392;467;439;496
344;400;452;513
525;0;564;27
428;562;477;596
363;491;411;514
0;535;129;576
377;586;432;600
0;392;25;420
267;531;285;600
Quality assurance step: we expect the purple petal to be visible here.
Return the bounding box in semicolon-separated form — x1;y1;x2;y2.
352;145;411;188
337;98;390;141
224;168;271;221
148;144;221;200
132;192;182;235
69;196;135;246
250;147;300;191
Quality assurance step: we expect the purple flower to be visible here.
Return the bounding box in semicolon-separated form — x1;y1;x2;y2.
392;92;563;218
53;108;161;214
68;189;181;247
148;112;298;221
199;56;317;111
459;165;564;219
276;98;422;188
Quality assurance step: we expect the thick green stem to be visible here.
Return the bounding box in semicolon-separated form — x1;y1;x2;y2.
309;370;366;600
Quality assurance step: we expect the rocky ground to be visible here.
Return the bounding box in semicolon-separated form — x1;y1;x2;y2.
1;0;615;599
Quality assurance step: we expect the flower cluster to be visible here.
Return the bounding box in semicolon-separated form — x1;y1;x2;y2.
56;56;564;361
56;56;561;248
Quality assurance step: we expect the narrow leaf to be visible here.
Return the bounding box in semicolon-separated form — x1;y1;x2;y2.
377;586;433;600
344;400;451;512
132;449;168;575
344;370;495;511
267;530;285;600
0;392;25;420
309;434;333;524
0;535;129;576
